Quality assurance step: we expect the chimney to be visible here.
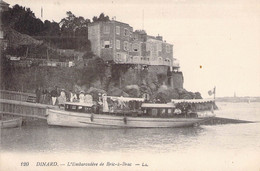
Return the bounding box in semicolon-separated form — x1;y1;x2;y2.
156;34;163;41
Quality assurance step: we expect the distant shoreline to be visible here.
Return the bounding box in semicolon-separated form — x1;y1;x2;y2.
216;97;260;103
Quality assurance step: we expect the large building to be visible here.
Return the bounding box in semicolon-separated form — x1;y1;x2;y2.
88;20;180;71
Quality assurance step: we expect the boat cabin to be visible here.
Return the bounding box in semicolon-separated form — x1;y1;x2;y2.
141;103;177;117
65;102;93;113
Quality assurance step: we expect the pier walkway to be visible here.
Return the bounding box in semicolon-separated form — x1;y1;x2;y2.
0;90;57;120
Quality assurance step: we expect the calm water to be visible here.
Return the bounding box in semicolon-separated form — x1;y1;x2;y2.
1;102;260;170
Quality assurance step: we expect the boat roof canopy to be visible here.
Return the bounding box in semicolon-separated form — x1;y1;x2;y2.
171;99;215;104
65;102;93;107
141;103;176;108
106;96;145;102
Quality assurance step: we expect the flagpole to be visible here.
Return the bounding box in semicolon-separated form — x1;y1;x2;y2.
214;86;216;100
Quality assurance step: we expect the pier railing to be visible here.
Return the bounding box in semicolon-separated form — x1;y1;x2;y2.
0;99;55;120
0;90;36;102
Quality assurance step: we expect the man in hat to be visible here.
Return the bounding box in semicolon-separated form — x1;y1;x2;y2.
51;86;58;105
35;86;42;103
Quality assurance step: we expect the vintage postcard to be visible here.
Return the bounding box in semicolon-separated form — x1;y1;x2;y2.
0;0;260;170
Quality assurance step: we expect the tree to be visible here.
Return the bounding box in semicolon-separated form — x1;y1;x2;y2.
60;11;90;37
92;13;110;22
42;20;60;36
194;92;203;99
2;4;44;36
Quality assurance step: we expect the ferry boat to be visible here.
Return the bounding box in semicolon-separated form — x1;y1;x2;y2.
46;96;216;128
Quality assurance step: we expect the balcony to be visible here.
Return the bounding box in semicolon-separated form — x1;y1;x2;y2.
114;55;180;68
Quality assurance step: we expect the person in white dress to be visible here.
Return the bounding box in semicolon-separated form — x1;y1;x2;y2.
58;89;66;107
84;93;93;105
79;91;85;103
70;91;77;102
102;94;109;112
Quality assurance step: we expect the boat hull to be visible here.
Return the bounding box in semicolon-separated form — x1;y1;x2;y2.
0;118;23;129
47;109;206;128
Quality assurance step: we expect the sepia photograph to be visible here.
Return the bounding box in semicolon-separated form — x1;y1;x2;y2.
0;0;260;170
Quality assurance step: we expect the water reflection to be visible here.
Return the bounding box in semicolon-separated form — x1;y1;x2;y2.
1;124;205;153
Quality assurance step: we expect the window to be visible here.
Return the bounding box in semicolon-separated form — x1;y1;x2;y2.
104;41;110;48
116;26;120;35
104;26;110;34
146;43;150;51
117;53;121;60
124;41;128;51
157;43;162;51
132;43;139;52
166;45;170;53
124;28;129;36
134;34;138;40
116;40;120;49
150;45;153;51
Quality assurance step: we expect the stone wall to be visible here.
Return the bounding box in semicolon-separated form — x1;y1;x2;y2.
119;65;183;90
171;72;184;89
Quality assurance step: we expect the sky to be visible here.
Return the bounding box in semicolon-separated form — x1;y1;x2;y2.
5;0;260;98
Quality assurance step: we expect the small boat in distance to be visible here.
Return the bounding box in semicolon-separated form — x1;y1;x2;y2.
47;97;216;128
0;117;23;129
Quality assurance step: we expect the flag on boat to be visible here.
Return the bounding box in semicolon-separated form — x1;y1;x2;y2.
208;87;216;96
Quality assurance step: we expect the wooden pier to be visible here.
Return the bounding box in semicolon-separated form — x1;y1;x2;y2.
0;90;36;102
0;99;56;120
0;90;56;120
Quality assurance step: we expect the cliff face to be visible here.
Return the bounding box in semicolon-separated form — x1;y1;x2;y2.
120;65;183;90
171;72;184;89
1;63;184;95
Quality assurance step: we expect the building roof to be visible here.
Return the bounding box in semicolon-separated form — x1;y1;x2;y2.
89;20;131;28
0;0;9;6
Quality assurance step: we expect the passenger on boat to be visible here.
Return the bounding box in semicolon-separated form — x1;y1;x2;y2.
58;89;66;108
96;93;103;114
174;108;182;114
45;88;52;105
98;93;103;103
50;86;59;105
35;86;42;103
142;93;150;102
79;91;85;103
84;93;93;105
155;98;161;103
118;96;126;109
69;90;77;102
102;94;109;112
42;88;48;104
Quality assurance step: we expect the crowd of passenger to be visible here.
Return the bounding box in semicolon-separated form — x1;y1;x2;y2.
35;86;98;107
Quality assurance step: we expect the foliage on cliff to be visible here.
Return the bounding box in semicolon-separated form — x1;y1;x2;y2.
1;4;109;51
